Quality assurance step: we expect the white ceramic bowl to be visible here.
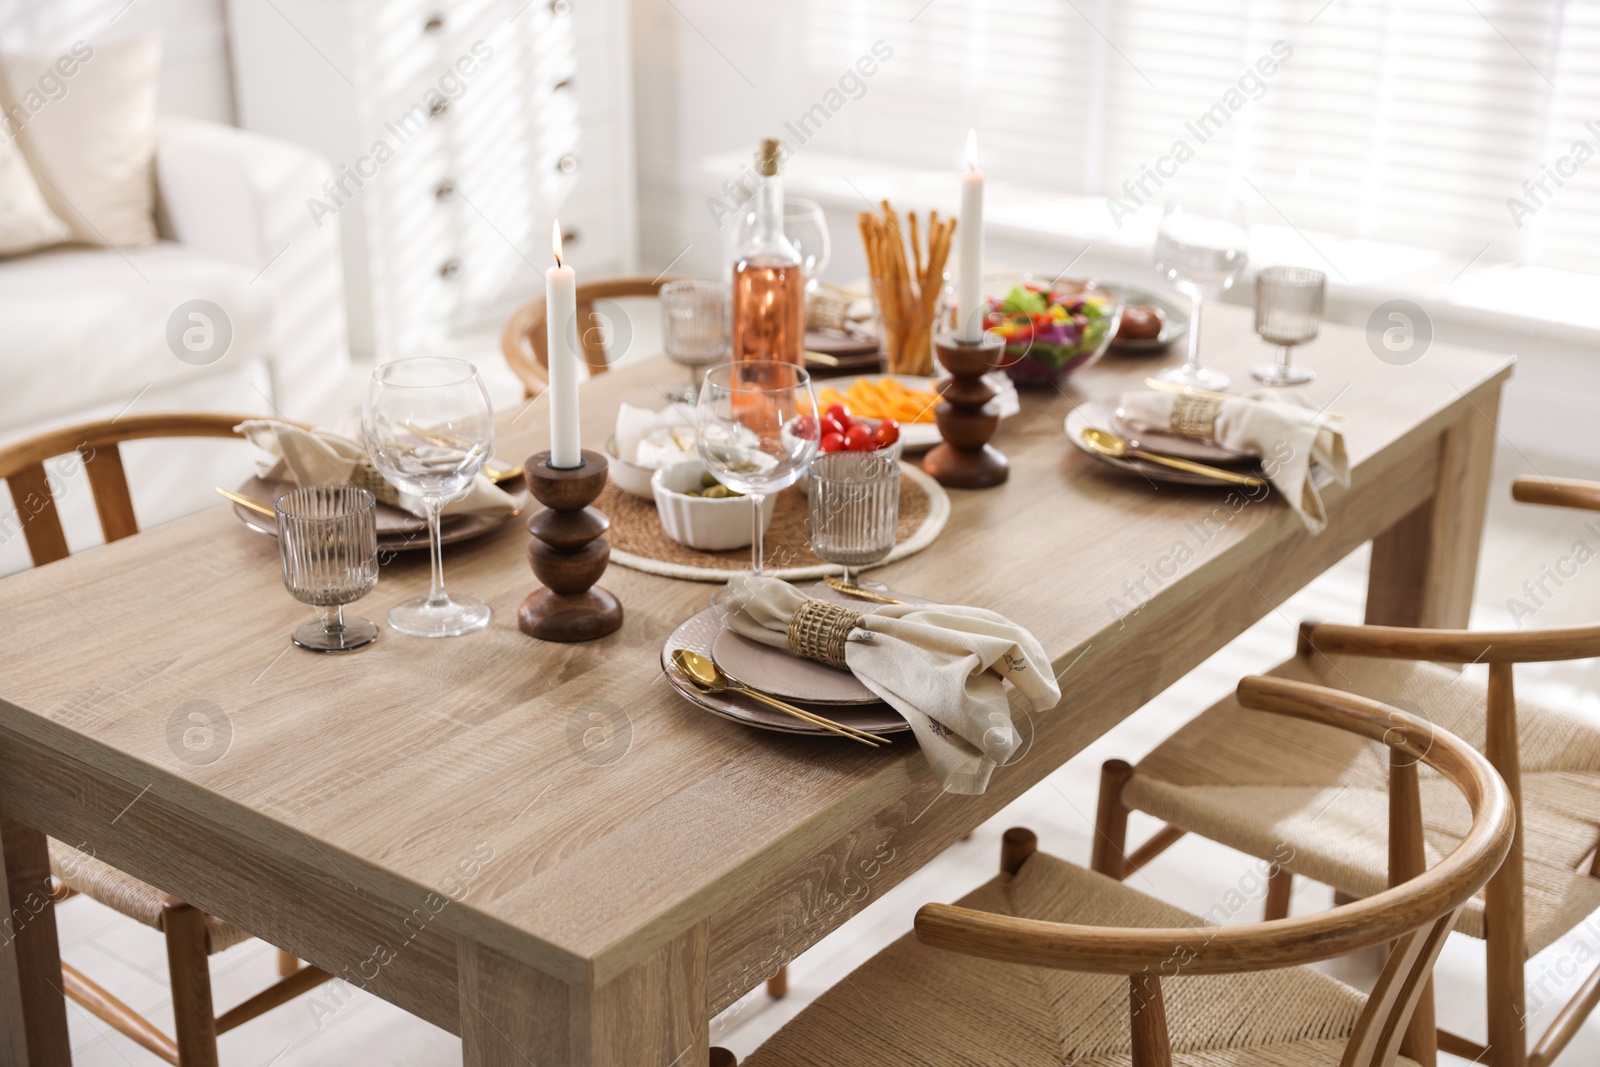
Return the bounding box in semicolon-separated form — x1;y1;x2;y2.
651;459;777;551
606;435;659;499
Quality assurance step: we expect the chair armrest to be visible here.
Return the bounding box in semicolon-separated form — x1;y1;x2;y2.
1298;619;1600;665
1512;476;1600;513
154;118;352;422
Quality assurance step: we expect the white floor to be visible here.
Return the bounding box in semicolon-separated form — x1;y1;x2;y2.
59;442;1600;1066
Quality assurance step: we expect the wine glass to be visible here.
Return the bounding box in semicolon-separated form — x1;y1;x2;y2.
695;361;818;579
660;279;730;403
1252;266;1325;385
1153;196;1250;390
363;356;494;637
734;197;831;293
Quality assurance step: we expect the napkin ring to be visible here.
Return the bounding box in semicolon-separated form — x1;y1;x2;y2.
349;461;401;506
788;599;864;670
1168;394;1221;442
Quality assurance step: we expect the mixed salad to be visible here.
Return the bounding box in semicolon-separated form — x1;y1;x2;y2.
982;283;1118;383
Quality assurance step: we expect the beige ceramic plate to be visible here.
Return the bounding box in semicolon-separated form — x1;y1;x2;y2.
660;606;909;737
230;473;530;553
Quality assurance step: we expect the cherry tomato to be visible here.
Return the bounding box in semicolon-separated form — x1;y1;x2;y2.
825;403;852;426
870;419;900;449
793;414;819;440
843;424;874;452
819;431;846;453
822;412;851;438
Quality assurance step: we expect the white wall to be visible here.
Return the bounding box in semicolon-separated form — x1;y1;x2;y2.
0;0;235;121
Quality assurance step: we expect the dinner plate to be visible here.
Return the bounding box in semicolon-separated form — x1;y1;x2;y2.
709;582;933;705
1065;400;1266;488
831;373;1020;452
230;472;531;553
1103;283;1190;354
661;607;910;736
1110;405;1254;464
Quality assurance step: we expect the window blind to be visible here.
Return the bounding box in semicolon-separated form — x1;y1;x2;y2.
800;0;1599;273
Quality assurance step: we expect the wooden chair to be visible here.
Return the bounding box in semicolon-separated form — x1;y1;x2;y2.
1091;476;1600;1067
712;677;1513;1067
500;275;682;397
0;413;332;1065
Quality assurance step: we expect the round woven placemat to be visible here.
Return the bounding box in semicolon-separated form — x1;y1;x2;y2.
607;462;949;582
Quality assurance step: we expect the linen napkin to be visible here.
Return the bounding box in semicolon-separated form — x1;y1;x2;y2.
236;420;516;518
1115;389;1350;533
722;575;1061;795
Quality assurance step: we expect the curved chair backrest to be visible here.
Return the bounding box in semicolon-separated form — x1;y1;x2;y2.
915;677;1514;1067
0;413;258;568
500;275;683;398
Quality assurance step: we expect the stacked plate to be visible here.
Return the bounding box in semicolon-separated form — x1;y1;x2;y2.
660;583;916;737
1064;398;1262;487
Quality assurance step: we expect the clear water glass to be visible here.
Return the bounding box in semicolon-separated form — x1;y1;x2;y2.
1153;196;1250;391
733;197;831;293
275;485;379;653
694;360;818;577
363;356;494;638
808;451;900;586
1252;266;1325;386
660;279;730;401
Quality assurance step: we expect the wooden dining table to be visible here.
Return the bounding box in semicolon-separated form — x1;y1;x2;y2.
0;302;1512;1065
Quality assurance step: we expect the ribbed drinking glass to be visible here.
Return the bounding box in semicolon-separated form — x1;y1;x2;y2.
275;484;379;653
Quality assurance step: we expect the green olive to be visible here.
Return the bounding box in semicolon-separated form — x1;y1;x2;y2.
700;471;719;488
703;485;732;499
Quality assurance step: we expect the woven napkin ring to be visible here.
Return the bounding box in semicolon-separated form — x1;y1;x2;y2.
350;461;402;507
788;599;865;670
1168;394;1221;442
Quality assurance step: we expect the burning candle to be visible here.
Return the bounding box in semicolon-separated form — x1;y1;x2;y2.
957;129;985;344
546;220;581;469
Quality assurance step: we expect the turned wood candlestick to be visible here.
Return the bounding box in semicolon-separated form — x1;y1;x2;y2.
921;330;1010;489
517;450;623;642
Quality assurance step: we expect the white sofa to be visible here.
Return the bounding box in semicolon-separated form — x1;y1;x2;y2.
0;117;358;575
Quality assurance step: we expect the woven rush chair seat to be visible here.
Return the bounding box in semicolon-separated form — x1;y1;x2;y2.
743;851;1407;1067
1125;651;1600;957
51;840;255;954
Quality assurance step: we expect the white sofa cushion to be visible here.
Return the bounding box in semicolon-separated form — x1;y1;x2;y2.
0;35;159;248
0;241;272;432
0;136;68;255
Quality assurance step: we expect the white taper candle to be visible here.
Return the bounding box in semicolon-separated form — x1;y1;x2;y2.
546;220;582;469
957;129;985;344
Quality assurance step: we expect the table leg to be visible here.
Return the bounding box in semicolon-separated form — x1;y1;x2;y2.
1;815;71;1066
459;923;709;1067
1366;391;1500;629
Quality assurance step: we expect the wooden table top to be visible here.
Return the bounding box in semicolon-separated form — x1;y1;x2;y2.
0;304;1512;988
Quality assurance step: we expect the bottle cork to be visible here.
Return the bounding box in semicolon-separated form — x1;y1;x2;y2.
757;137;781;177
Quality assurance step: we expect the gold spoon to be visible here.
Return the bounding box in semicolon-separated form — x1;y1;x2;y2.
1079;427;1266;487
822;577;905;605
670;649;887;747
215;485;276;518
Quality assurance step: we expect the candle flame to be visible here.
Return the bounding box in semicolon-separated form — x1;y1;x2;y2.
551;220;563;268
965;129;978;170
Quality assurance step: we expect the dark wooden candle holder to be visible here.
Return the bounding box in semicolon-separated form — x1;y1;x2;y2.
517;450;623;642
921;331;1010;489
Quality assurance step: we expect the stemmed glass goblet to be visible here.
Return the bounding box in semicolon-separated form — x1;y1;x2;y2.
734;197;831;294
1252;266;1325;385
660;279;730;403
695;360;819;580
275;484;379;652
1153;196;1250;390
363;356;494;637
